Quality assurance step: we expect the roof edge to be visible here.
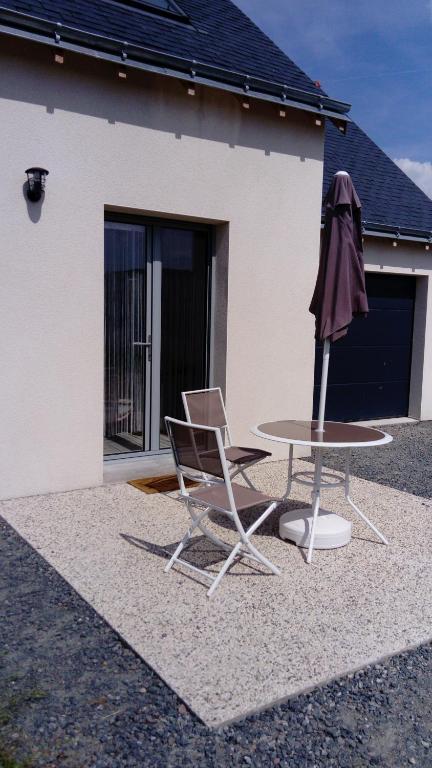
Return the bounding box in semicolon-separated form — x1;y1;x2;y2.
0;6;351;120
321;217;432;243
363;221;432;244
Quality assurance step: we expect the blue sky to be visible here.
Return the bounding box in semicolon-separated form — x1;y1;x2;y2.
235;0;432;197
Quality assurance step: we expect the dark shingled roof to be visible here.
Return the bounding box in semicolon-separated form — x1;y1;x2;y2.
1;0;430;235
324;119;432;234
0;0;324;95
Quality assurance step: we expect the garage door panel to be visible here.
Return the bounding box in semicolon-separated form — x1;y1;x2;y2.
315;346;413;385
313;381;410;422
339;310;413;347
368;295;414;310
366;273;416;299
313;274;415;422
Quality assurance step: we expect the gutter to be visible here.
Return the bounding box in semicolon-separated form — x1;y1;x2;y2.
362;222;432;245
321;218;432;244
0;6;351;123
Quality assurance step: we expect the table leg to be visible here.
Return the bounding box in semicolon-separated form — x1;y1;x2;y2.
279;442;351;553
344;448;351;496
344;447;389;545
306;447;323;564
282;443;294;500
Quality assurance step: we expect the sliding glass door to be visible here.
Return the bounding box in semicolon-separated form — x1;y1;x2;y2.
104;219;211;457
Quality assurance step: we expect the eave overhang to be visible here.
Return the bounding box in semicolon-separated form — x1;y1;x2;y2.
0;6;351;123
321;218;432;244
362;221;432;245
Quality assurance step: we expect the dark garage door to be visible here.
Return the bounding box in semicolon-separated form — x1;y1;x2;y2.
313;273;416;422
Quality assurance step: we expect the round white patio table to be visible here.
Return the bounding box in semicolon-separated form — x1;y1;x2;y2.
251;420;393;563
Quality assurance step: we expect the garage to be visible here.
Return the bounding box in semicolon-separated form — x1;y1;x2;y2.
313;273;416;422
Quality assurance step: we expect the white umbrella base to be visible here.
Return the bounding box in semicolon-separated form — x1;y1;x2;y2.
279;508;352;550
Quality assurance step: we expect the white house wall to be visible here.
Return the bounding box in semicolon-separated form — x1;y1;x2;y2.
0;38;324;499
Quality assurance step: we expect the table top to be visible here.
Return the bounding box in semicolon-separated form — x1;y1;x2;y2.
252;420;393;448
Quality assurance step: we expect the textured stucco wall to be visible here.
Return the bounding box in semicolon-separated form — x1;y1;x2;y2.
0;38;324;499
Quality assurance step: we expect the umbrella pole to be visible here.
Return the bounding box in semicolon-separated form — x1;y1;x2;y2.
316;338;330;432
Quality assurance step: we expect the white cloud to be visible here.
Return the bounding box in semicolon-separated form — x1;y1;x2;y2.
394;158;432;199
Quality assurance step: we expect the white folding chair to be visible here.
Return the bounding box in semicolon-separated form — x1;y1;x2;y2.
182;388;271;491
165;416;280;598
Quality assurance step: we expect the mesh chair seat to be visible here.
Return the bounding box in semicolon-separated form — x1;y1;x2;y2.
189;482;275;512
224;446;271;466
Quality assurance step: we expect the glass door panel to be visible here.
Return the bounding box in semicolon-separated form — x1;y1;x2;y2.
104;219;210;457
158;227;210;448
104;222;151;455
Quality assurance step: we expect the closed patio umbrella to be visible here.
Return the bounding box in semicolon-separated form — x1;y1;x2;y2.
257;171;388;564
275;175;386;564
310;170;368;431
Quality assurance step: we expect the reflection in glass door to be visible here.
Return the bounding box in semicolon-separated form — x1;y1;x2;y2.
158;227;210;448
104;219;211;457
104;222;151;455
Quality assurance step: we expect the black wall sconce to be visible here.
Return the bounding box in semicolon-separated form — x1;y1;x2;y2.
25;167;49;202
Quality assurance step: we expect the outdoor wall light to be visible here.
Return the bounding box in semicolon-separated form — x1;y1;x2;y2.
25;167;49;202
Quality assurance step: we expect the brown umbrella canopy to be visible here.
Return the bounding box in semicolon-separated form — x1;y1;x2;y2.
309;172;368;342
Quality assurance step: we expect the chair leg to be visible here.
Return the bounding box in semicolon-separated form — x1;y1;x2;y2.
238;468;256;490
242;501;281;575
207;542;242;598
188;505;234;554
246;501;277;537
197;521;233;553
166;498;280;597
208;500;281;597
245;539;280;576
164;528;192;573
164;504;209;573
229;460;261;491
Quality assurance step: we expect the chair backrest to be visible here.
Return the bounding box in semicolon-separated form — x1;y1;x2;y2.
182;388;232;444
165;417;226;480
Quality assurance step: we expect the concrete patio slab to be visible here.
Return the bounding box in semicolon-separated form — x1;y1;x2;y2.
1;459;432;727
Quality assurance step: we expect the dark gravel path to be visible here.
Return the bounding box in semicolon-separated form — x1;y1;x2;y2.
307;421;432;498
1;504;432;766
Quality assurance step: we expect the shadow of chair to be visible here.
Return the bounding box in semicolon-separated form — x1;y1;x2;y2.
120;532;269;580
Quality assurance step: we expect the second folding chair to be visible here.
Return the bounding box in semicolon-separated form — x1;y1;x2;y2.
182;387;271;490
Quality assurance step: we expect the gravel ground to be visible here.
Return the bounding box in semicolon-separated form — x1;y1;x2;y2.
1;422;432;768
308;421;432;498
